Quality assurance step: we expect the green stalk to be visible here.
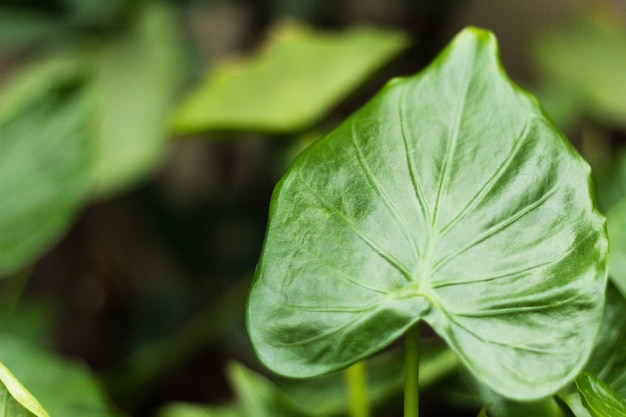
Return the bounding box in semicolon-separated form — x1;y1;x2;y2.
346;361;371;417
404;324;420;417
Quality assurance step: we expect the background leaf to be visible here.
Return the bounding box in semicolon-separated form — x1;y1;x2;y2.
247;27;608;400
0;334;123;416
559;283;626;417
575;372;626;417
90;2;182;197
0;64;93;276
0;361;49;417
531;13;626;128
172;22;409;134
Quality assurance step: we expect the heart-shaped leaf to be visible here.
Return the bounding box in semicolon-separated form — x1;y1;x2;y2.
575;372;626;417
247;27;608;400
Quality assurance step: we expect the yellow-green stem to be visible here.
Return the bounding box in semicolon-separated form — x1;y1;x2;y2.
346;361;371;417
404;324;420;417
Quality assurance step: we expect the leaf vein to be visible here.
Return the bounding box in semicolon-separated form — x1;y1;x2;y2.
431;63;472;228
431;185;559;275
398;85;432;225
296;170;414;282
350;119;422;260
438;115;533;237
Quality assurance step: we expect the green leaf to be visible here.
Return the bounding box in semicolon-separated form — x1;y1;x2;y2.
247;27;608;400
90;2;181;197
172;22;409;134
575;373;626;417
0;361;49;417
0;334;123;416
0;65;93;276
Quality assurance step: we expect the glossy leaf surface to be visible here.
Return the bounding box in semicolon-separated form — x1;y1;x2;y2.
0;361;49;417
247;27;608;400
0;65;93;276
575;372;626;417
172;22;408;134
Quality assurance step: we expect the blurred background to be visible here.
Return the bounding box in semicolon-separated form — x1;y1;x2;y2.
1;0;626;416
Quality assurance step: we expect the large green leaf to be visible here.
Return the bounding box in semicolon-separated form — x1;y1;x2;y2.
247;27;608;400
0;65;93;276
0;361;49;417
575;373;626;417
172;22;409;134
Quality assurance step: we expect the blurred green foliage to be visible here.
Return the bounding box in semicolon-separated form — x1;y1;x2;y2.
1;1;626;417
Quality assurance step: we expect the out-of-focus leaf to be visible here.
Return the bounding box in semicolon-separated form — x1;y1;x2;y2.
554;395;577;417
90;2;181;197
158;403;240;417
531;14;626;127
0;8;58;50
0;65;93;276
277;341;458;416
247;27;608;400
583;282;626;396
172;22;409;134
227;361;309;417
593;149;626;213
560;283;626;417
607;198;626;298
0;361;49;417
469;379;561;417
477;403;492;417
0;334;123;416
575;372;626;417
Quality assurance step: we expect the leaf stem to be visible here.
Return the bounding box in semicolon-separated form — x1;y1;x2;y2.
405;324;420;417
346;361;371;417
